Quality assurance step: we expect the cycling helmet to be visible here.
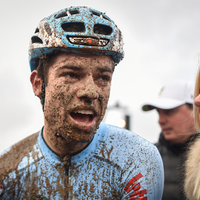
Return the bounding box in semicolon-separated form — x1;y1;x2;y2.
29;6;124;71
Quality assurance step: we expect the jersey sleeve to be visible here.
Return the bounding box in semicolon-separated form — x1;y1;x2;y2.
120;144;164;200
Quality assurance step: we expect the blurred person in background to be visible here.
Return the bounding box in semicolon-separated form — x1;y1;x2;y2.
142;79;198;200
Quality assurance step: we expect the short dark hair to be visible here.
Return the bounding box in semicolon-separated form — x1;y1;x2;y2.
36;52;60;84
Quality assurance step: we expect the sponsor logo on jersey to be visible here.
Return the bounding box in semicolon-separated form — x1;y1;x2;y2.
124;173;147;200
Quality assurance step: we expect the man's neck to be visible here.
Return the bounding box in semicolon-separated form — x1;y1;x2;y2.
42;127;91;158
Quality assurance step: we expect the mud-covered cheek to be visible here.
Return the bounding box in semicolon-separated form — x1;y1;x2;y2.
99;87;111;118
44;83;71;123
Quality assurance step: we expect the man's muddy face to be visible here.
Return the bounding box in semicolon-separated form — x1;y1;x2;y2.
44;53;114;145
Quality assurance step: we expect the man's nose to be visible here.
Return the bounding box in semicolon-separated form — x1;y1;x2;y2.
194;94;200;108
158;113;167;125
76;76;99;100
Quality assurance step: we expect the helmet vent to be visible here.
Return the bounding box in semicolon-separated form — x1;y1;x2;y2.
69;10;79;15
34;28;39;33
94;24;112;35
55;12;68;19
61;22;85;32
31;36;43;44
91;11;111;22
55;10;79;19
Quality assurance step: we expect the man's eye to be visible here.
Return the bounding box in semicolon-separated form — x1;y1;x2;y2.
97;75;111;85
67;72;75;78
166;109;177;115
166;110;172;115
62;72;78;79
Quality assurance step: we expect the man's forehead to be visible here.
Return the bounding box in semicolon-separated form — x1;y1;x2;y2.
56;52;113;61
52;53;115;70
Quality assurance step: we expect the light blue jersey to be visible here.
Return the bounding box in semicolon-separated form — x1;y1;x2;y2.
0;123;164;199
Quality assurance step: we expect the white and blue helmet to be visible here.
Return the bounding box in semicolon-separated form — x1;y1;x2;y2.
29;6;124;71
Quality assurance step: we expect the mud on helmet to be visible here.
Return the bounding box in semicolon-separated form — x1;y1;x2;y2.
29;6;124;71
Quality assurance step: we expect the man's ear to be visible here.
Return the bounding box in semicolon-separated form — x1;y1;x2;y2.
30;70;43;98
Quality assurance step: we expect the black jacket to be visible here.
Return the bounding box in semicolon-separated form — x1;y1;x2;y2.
155;133;199;200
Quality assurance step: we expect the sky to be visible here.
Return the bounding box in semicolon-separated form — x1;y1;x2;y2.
1;0;200;152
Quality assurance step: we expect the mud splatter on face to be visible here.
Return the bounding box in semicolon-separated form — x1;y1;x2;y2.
42;53;114;156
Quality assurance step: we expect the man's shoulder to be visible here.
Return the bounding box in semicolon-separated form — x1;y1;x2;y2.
104;123;156;149
97;123;164;193
0;132;39;180
98;123;159;163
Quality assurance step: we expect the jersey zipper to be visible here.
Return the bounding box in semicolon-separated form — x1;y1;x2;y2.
63;155;71;199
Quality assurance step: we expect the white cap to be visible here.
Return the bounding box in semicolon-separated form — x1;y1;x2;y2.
142;80;194;111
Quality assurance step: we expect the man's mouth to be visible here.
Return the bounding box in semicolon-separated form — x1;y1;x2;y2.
162;128;172;133
70;110;95;123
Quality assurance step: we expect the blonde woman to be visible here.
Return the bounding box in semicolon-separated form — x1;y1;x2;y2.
185;68;200;200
